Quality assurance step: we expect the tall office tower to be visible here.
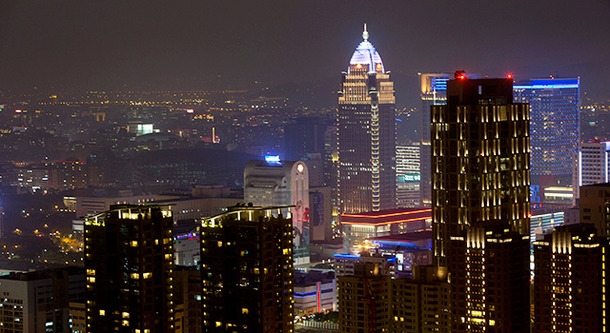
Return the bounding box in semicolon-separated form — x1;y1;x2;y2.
325;125;342;239
200;206;294;333
337;25;396;214
533;224;609;332
244;159;310;264
391;265;451;333
84;205;175;333
513;78;580;202
431;76;530;266
448;224;530;332
580;183;610;237
396;145;421;207
419;73;450;206
284;117;328;163
573;140;610;202
338;262;391;332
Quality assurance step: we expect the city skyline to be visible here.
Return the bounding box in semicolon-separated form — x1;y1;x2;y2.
1;1;609;107
1;2;610;331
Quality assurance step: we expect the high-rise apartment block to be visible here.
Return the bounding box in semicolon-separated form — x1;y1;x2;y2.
391;265;451;332
533;224;609;332
448;224;530;332
419;73;450;206
431;76;530;265
513;78;580;201
84;205;175;333
200;206;294;333
244;159;310;264
573;140;610;202
337;25;396;213
338;262;391;332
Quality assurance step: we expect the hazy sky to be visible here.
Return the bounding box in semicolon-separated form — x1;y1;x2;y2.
1;0;608;104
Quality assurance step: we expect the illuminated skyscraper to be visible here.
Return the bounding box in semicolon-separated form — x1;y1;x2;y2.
431;76;530;266
513;78;580;202
337;25;396;213
419;73;450;206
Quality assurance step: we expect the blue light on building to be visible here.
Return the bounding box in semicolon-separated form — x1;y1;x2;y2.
333;253;361;259
514;78;580;192
264;155;282;165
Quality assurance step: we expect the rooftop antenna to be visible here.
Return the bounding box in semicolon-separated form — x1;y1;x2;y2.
363;23;369;41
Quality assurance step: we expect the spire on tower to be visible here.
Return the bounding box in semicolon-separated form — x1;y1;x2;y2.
362;23;369;41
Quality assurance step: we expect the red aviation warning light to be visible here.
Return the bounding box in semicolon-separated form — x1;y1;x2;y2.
455;70;466;80
507;73;513;79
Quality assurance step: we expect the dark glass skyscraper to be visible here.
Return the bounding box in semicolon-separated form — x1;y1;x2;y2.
513;78;580;200
431;76;530;266
200;205;294;332
337;25;396;213
84;204;175;333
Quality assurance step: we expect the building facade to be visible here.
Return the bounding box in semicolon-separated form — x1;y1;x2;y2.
0;267;85;333
200;206;294;333
448;225;530;332
391;265;450;333
337;25;396;214
338;262;391;332
341;208;431;253
84;205;175;333
419;73;450;206
294;270;336;315
244;159;310;264
533;224;609;332
573;140;610;202
513;78;580;202
431;77;531;265
396;145;421;208
580;183;610;237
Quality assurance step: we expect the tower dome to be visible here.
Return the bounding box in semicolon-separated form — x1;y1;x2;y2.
348;24;385;73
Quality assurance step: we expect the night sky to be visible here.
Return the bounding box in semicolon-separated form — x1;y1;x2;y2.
1;1;608;106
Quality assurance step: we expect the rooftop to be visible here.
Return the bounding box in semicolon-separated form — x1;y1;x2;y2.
348;24;384;74
341;207;431;226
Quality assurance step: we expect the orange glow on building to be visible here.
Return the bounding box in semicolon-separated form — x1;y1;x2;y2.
341;208;432;226
343;209;431;219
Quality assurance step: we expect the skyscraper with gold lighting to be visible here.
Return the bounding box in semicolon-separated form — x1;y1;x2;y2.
337;24;396;214
431;76;530;266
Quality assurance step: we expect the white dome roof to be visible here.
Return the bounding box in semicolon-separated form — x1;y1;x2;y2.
348;25;385;73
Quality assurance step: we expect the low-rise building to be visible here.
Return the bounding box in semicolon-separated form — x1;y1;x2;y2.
341;208;431;253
